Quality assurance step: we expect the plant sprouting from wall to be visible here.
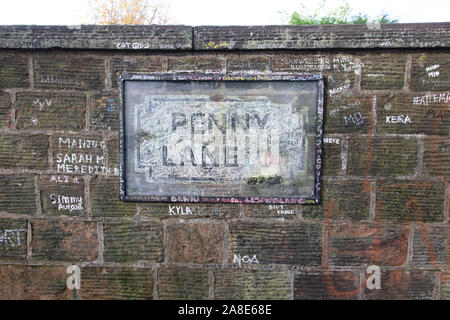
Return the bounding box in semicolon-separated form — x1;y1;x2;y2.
287;0;399;25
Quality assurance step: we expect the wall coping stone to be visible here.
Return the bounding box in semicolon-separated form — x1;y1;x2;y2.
0;23;449;51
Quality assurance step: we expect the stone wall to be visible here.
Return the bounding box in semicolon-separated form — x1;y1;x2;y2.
0;23;449;299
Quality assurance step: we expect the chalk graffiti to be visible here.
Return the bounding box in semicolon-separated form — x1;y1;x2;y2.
344;112;365;127
323;137;340;144
425;64;440;78
233;254;259;267
33;98;52;111
329;82;351;96
328;100;361;117
49;175;80;184
168;205;193;215
0;229;27;248
268;204;295;215
49;194;84;212
40;75;85;87
58;137;106;149
385;115;412;124
413;93;450;105
116;42;151;49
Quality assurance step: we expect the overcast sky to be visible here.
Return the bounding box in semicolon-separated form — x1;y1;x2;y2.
0;0;448;25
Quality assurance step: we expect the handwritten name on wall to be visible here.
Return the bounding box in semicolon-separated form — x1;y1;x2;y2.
55;137;118;175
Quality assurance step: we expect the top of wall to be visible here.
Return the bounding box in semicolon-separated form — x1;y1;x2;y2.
0;23;449;51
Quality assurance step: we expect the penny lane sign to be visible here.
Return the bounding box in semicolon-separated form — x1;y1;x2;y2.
119;73;324;204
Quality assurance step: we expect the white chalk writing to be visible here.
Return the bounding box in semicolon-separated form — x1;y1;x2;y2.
0;229;27;248
413;93;450;105
386;115;412;124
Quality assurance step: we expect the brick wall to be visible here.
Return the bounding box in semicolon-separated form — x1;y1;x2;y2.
0;24;449;300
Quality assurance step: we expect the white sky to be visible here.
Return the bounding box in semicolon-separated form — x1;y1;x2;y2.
0;0;448;25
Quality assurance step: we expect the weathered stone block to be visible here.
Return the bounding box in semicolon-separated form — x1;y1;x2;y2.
80;266;153;300
423;137;450;178
15;92;85;130
90;93;119;131
272;53;359;100
158;267;209;300
34;54;105;90
411;53;450;91
376;94;449;135
321;138;342;176
0;265;71;299
294;270;360;300
360;54;406;90
38;175;85;217
90;176;136;217
412;225;447;269
363;270;436;300
167;222;224;264
347;136;418;176
376;180;445;223
302;180;370;221
30;219;98;261
111;55;163;87
0;134;49;169
214;270;291;300
0;218;28;259
229;221;322;266
0;174;36;214
168;55;223;72
227;55;270;72
103;221;163;263
329;222;409;266
0;52;29;89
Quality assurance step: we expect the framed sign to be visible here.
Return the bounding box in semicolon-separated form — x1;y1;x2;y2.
119;73;324;204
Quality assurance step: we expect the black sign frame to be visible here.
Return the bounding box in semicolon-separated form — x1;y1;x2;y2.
119;73;324;204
